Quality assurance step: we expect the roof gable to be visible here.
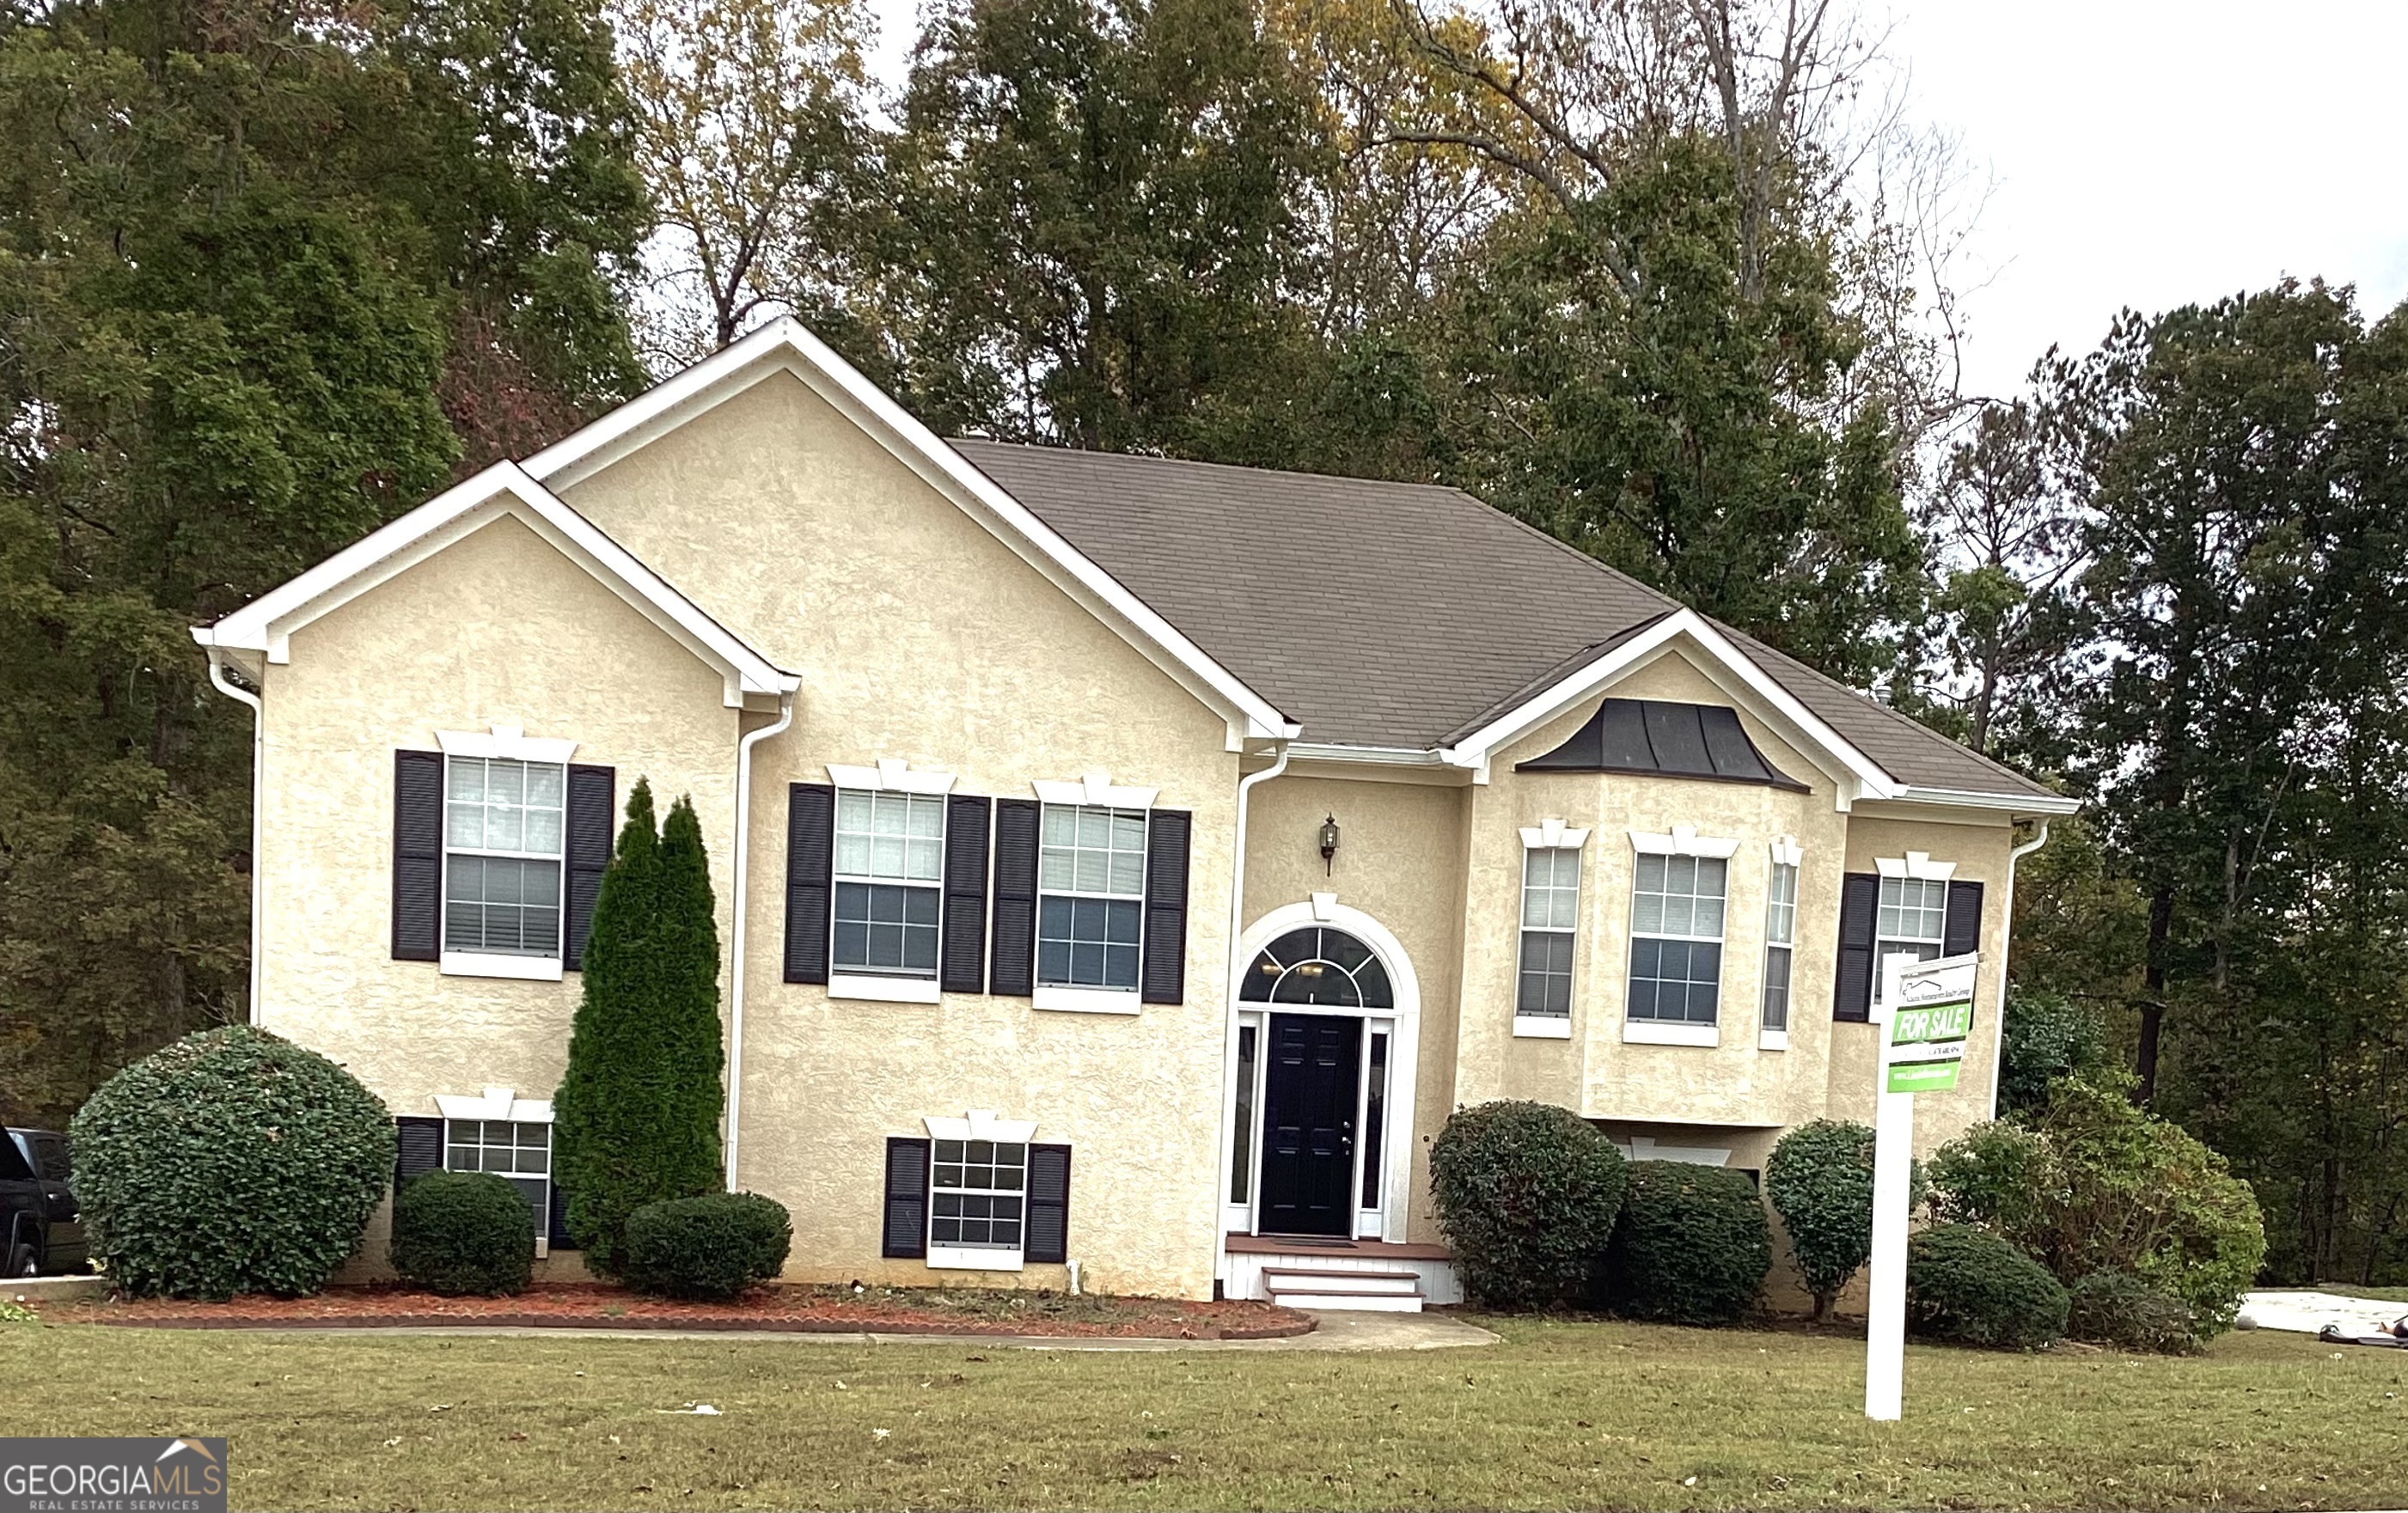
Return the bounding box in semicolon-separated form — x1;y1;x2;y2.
193;462;798;708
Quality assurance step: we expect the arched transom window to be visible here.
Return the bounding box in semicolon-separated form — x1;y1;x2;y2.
1240;927;1393;1009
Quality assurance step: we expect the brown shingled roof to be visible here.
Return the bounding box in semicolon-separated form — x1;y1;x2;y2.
950;440;2057;801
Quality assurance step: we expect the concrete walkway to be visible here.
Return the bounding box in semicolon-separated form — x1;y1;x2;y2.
230;1309;1501;1352
2237;1289;2407;1338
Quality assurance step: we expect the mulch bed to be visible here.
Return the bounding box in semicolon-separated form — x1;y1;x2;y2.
51;1282;1314;1339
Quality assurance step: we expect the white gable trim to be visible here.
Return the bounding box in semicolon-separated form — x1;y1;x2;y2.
192;462;799;709
522;319;1299;746
1441;608;1900;805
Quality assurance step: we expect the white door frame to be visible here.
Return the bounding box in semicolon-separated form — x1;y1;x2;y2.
1215;901;1421;1267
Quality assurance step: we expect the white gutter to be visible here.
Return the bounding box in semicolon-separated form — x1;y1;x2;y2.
1987;819;2054;1118
1211;742;1290;1284
723;692;795;1191
205;647;266;1026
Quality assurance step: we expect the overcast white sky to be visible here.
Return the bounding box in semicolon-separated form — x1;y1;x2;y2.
857;0;2408;401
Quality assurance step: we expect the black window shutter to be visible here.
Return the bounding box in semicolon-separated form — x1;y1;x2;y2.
1833;871;1879;1022
784;784;835;984
1140;809;1191;1004
547;1178;574;1250
394;1115;444;1188
563;764;614;970
1025;1144;1072;1264
882;1137;931;1259
1943;879;1985;957
988;798;1040;997
941;794;993;994
392;751;444;961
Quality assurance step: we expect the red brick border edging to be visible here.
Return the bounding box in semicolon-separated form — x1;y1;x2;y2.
86;1310;1317;1341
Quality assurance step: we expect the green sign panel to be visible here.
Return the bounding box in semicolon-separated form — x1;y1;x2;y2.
1885;959;1978;1095
1885;1058;1963;1094
1891;1001;1974;1047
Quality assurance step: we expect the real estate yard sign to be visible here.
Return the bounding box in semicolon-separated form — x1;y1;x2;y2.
1866;951;1980;1422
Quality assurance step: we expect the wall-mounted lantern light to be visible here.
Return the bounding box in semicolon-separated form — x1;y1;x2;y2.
1318;814;1342;875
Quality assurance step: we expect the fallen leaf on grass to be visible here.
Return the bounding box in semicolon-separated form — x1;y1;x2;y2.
655;1404;721;1415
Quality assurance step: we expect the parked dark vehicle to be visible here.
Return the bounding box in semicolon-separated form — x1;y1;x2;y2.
3;1127;86;1276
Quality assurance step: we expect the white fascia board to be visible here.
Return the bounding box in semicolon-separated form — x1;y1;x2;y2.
1439;609;1902;802
193;463;799;709
523;319;1299;743
1892;784;2083;816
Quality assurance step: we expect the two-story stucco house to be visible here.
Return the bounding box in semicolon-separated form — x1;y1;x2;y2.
193;320;2075;1310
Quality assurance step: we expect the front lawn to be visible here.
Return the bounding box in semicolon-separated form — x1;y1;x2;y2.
6;1315;2403;1510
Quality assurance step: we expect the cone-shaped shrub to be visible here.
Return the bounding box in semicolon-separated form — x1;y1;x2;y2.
553;782;725;1274
69;1025;393;1298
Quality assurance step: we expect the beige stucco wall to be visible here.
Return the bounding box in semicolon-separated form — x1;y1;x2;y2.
560;372;1239;1298
256;511;744;1275
1240;771;1469;1244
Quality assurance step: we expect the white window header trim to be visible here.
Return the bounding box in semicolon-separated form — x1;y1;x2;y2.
1876;851;1956;881
1769;834;1803;869
1629;825;1740;859
921;1111;1040;1144
1519;819;1592;851
1033;772;1158;808
433;1088;554;1123
437;726;578;763
828;759;957;796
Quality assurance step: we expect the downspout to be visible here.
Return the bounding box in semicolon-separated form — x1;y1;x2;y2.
205;646;266;1027
1212;741;1290;1287
723;692;795;1192
1987;818;2054;1118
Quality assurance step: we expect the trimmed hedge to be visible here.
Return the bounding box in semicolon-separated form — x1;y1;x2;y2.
620;1193;791;1300
1601;1161;1772;1325
1905;1223;2069;1350
68;1025;394;1299
389;1171;534;1296
2069;1268;2201;1354
1427;1101;1627;1309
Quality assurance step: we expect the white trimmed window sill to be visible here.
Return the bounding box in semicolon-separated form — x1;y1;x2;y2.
928;1247;1024;1272
440;951;563;982
828;973;940;1004
1512;1015;1574;1040
1759;1028;1790;1051
1033;985;1142;1016
1623;1020;1718;1047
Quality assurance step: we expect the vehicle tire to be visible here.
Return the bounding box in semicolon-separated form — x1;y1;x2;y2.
6;1243;35;1279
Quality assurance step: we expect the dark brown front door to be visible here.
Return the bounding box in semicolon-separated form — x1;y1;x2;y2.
1257;1013;1360;1236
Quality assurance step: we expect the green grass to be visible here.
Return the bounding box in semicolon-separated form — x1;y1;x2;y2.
2318;1284;2408;1304
6;1316;2404;1510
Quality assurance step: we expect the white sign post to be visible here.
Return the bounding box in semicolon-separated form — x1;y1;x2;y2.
1864;950;1979;1422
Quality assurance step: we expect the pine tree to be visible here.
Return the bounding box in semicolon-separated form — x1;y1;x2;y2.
552;781;725;1273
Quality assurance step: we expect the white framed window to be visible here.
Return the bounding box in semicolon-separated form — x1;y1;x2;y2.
832;790;944;979
1517;848;1580;1019
1762;859;1798;1035
1627;852;1727;1028
443;1118;551;1241
930;1138;1027;1265
1036;804;1146;991
443;757;565;962
1874;875;1948;1003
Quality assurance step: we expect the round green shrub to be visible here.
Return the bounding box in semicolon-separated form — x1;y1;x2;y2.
1601;1161;1772;1325
1905;1223;2069;1350
1427;1101;1627;1309
2068;1268;2200;1354
1765;1120;1877;1319
68;1025;394;1299
620;1193;791;1300
389;1171;534;1296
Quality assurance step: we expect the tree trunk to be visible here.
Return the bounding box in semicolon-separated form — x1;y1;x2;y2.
2136;884;2173;1103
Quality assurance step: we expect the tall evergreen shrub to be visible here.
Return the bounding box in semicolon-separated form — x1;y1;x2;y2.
553;782;725;1274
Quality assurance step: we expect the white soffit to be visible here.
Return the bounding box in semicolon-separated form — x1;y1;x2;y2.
519;319;1299;746
192;462;799;710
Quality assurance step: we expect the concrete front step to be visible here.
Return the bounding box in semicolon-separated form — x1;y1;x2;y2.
1271;1288;1427;1313
1260;1266;1421;1296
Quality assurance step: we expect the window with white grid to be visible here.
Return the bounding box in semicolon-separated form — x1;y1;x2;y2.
1517;847;1580;1016
1875;875;1947;1003
1627;853;1727;1024
444;758;565;956
443;1119;551;1234
931;1138;1026;1250
1761;861;1798;1031
1037;805;1146;990
832;790;944;977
